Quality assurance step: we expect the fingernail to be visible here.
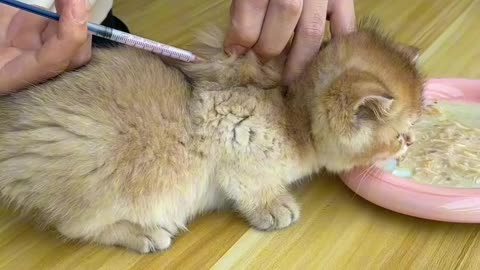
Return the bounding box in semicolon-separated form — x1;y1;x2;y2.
225;45;247;56
71;0;90;24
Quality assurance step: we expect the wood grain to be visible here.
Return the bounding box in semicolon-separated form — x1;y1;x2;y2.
0;0;479;269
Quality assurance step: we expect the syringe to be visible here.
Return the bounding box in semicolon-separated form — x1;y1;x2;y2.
0;0;201;63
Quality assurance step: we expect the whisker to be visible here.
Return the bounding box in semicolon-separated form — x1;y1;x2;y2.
366;167;382;198
349;164;376;200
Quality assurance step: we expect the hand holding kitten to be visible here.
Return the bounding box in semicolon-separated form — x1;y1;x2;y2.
0;0;92;95
224;0;356;84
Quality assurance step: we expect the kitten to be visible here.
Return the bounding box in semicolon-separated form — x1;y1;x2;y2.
0;21;424;253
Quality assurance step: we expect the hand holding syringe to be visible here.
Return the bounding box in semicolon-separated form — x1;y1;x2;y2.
0;0;202;63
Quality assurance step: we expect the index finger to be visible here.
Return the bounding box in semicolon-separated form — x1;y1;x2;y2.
283;0;328;84
224;0;270;55
328;0;356;36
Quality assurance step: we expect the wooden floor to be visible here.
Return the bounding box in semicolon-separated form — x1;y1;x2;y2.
1;0;480;269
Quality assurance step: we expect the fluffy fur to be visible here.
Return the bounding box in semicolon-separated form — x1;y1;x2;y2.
0;21;424;253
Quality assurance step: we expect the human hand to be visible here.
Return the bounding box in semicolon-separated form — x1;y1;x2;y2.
224;0;356;84
0;0;92;94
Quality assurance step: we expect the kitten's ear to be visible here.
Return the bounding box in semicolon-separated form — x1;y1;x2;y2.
393;43;420;63
354;95;394;122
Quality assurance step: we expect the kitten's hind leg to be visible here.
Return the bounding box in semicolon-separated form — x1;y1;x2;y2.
57;220;173;253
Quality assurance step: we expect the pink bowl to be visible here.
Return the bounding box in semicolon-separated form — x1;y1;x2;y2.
339;78;480;223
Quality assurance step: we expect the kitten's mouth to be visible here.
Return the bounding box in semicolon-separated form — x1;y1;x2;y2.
401;133;414;146
394;144;409;160
371;143;411;169
394;132;415;159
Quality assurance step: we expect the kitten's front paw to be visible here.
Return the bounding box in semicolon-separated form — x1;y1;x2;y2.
129;228;173;254
246;194;300;231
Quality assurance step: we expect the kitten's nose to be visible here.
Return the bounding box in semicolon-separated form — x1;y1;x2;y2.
402;133;414;146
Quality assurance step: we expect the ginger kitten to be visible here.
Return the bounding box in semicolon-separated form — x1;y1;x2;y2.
0;21;423;253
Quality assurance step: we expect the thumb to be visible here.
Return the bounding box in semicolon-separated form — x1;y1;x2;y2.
55;0;90;25
46;0;90;59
